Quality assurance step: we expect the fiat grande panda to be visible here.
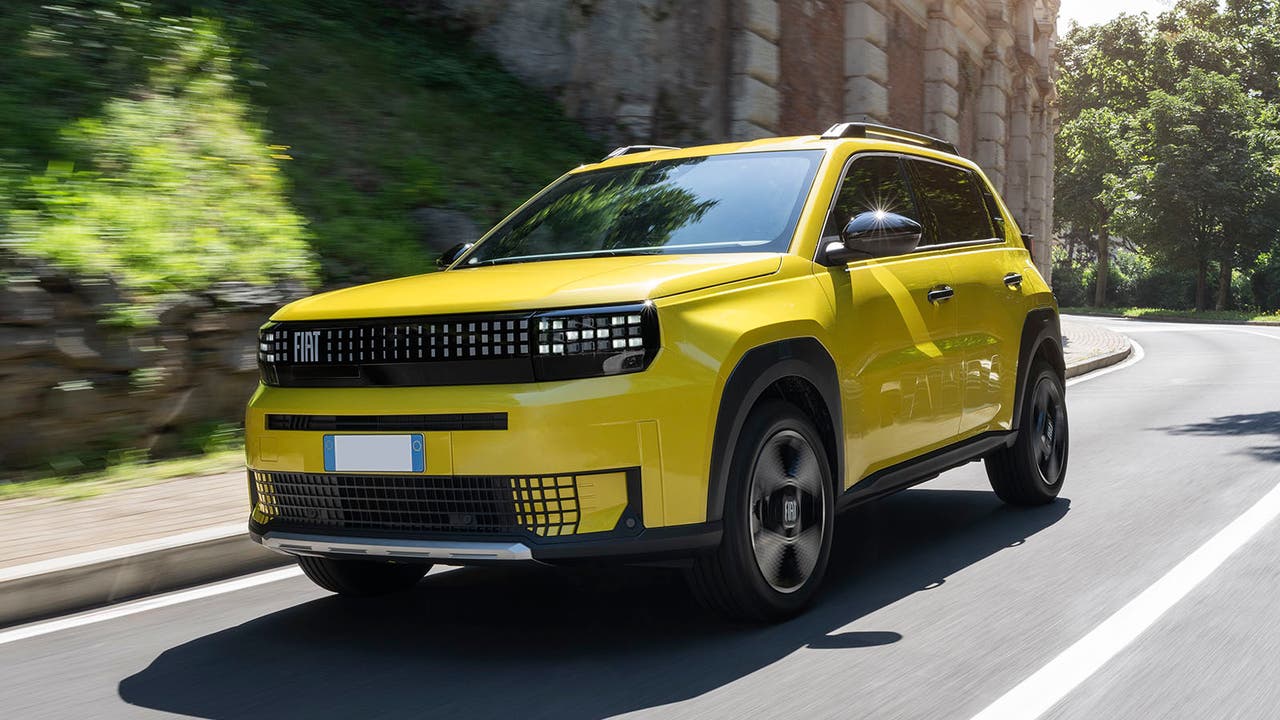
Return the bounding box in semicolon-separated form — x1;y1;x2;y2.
247;122;1067;621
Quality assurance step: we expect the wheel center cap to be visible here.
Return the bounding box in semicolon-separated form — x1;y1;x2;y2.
1046;416;1055;443
782;494;799;530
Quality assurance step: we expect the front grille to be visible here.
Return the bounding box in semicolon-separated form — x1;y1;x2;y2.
253;471;581;537
258;313;537;388
263;316;534;365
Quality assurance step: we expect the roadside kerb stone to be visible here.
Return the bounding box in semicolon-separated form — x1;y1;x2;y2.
1061;316;1133;379
0;524;286;628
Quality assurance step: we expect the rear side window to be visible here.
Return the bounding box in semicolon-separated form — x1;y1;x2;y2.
822;155;919;239
904;159;996;246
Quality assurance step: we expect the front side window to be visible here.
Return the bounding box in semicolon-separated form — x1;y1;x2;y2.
461;150;824;267
903;159;997;246
821;154;920;241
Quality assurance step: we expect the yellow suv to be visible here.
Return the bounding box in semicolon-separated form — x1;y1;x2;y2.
247;122;1067;621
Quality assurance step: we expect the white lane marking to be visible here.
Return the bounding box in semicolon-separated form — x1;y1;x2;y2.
1231;328;1280;341
0;566;303;646
969;480;1280;720
1066;339;1145;388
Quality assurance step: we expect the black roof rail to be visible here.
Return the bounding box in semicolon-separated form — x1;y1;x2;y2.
603;145;680;160
820;122;958;156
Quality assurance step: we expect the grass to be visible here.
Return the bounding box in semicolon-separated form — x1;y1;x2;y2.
1061;306;1280;324
0;447;244;502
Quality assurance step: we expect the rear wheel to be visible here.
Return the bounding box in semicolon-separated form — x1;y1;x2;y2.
687;400;835;622
985;361;1068;505
296;556;430;597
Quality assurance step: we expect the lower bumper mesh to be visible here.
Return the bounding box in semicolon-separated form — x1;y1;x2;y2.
251;471;581;537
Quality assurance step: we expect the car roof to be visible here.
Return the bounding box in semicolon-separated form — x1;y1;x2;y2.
576;134;983;175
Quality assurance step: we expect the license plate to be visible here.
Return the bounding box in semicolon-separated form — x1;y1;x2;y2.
323;434;424;473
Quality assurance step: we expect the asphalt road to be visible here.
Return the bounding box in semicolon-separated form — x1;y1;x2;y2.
3;317;1280;720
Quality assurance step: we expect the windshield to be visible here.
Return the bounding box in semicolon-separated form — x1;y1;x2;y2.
459;150;825;267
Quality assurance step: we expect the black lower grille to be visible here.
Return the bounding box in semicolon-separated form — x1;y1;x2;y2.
265;413;507;432
252;471;580;537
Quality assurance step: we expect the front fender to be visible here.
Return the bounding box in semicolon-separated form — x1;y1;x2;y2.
704;337;843;522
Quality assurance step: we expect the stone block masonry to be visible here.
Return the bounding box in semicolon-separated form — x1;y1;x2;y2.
0;251;305;472
428;0;1059;282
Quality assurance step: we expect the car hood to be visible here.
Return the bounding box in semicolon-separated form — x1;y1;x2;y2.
272;253;783;321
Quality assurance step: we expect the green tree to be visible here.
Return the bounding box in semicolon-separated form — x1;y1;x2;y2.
1112;70;1280;310
1055;108;1133;306
1056;1;1280;310
1055;14;1152;306
1057;13;1155;119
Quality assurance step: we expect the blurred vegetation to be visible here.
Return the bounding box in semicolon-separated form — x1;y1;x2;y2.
0;446;245;501
0;0;602;297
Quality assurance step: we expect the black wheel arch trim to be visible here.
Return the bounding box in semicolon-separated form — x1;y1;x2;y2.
1012;307;1064;431
705;336;844;523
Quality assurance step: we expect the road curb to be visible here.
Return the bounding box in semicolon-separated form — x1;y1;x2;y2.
1064;341;1133;379
0;524;289;628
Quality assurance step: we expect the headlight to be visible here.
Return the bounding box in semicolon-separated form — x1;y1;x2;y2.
531;302;659;380
257;321;284;385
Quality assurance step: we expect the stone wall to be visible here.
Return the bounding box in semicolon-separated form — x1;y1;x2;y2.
425;0;1060;280
0;252;303;473
422;0;736;144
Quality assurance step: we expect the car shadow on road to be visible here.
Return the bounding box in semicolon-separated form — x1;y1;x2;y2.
1159;411;1280;463
118;488;1069;720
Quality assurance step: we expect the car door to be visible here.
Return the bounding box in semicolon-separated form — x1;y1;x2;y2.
817;153;964;487
902;157;1024;437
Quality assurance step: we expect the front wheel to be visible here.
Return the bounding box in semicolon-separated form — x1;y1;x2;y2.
985;361;1068;505
687;400;835;622
296;556;430;597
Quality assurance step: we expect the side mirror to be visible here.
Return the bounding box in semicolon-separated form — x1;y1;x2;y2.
823;211;922;264
1021;232;1036;263
436;242;473;268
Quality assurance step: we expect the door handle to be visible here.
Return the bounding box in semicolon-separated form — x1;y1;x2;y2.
927;285;955;303
1003;272;1023;288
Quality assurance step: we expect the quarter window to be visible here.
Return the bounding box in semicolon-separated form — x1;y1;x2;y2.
904;159;996;246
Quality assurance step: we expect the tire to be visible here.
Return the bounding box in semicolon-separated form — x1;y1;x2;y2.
687;400;835;622
985;360;1069;506
296;556;430;597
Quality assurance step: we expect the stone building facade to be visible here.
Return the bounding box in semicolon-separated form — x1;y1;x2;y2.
427;0;1060;280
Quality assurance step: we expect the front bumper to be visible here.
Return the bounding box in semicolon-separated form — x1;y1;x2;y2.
245;341;722;532
249;521;722;565
244;344;726;562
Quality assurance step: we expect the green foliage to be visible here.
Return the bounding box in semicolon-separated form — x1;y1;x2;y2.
1057;13;1155;118
1056;108;1132;226
1056;244;1208;310
1112;70;1279;282
0;0;602;292
1252;252;1280;311
1056;3;1280;311
1050;246;1090;307
1;3;315;298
